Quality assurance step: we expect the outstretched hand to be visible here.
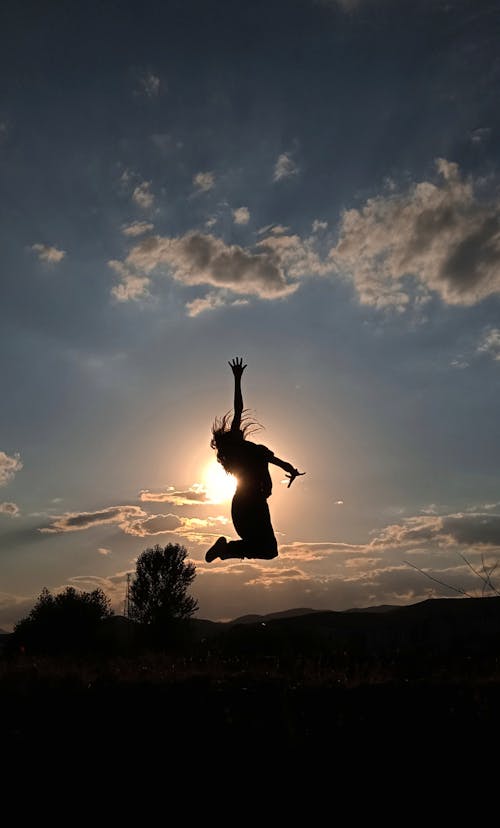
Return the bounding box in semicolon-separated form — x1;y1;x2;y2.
286;468;306;488
229;357;247;378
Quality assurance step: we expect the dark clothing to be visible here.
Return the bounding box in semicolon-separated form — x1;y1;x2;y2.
223;441;274;498
230;490;278;558
219;439;278;559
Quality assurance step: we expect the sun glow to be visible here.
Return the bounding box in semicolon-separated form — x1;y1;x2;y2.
203;460;237;504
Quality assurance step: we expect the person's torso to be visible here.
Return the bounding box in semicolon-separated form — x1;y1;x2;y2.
225;440;273;498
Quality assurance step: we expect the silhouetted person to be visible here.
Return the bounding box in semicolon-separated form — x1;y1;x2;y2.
206;358;305;562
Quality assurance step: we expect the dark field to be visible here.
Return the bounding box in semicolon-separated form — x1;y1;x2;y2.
3;597;500;754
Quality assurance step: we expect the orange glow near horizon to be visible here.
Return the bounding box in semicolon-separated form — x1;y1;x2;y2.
203;459;237;504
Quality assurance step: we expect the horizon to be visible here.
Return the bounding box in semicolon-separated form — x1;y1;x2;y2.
2;0;500;629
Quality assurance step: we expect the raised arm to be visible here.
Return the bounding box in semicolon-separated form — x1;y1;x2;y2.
228;357;247;433
270;456;306;488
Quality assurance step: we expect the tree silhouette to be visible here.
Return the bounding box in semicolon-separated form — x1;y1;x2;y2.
129;543;198;629
13;586;112;654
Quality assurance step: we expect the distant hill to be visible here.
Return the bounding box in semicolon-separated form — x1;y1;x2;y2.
193;596;500;670
230;607;320;625
345;604;399;614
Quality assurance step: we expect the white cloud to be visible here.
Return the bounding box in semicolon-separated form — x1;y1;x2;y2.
132;181;154;209
186;291;248;317
31;243;66;264
120;168;133;186
109;260;151;302
193;171;215;193
312;219;328;232
0;451;22;486
139;71;160;98
273;152;299;182
450;358;469;369
117;231;301;299
186;291;226;317
0;502;19;517
110;226;333;310
257;225;290;236
331;159;500;309
232;206;250;225
477;328;500;361
121;221;154;237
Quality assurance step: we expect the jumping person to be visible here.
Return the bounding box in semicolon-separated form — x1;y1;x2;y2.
205;358;305;562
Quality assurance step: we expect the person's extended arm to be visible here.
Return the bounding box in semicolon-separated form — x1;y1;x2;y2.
270;456;306;488
228;357;247;433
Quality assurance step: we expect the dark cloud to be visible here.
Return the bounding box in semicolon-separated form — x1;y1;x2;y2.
40;505;148;533
125;513;183;536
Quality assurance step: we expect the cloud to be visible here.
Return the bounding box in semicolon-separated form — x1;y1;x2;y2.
97;547;112;556
0;502;19;517
139;71;160;97
470;127;491;145
66;573;130;614
40;505;148;534
114;231;305;304
257;225;290;236
332;159;500;308
477;328;500;361
450;357;469;369
273;152;299;182
312;219;328;233
372;512;500;550
279;541;363;561
186;291;227;317
186;291;249;317
140;485;210;506
0;591;35;631
48;506;500;623
125;513;183;537
132;181;154;209
31;243;66;264
0;451;22;486
39;499;227;540
233;207;250;225
193;171;215;193
109;260;150;302
121;221;154;237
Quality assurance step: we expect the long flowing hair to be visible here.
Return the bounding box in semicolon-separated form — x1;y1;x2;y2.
210;410;262;472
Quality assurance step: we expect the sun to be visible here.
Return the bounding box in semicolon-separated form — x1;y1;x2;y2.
203;459;237;504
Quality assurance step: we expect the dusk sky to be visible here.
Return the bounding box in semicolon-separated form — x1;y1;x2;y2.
2;0;500;628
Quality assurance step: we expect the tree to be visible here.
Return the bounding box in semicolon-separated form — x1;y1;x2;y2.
13;586;113;653
129;543;198;628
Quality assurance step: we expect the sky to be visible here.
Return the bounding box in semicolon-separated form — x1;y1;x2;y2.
1;0;500;628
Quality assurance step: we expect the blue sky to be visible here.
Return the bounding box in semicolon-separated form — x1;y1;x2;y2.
2;0;500;626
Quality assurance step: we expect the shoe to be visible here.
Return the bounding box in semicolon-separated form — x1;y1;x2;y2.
205;536;227;562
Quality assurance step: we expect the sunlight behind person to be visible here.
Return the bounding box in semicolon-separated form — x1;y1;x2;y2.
203;459;237;504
